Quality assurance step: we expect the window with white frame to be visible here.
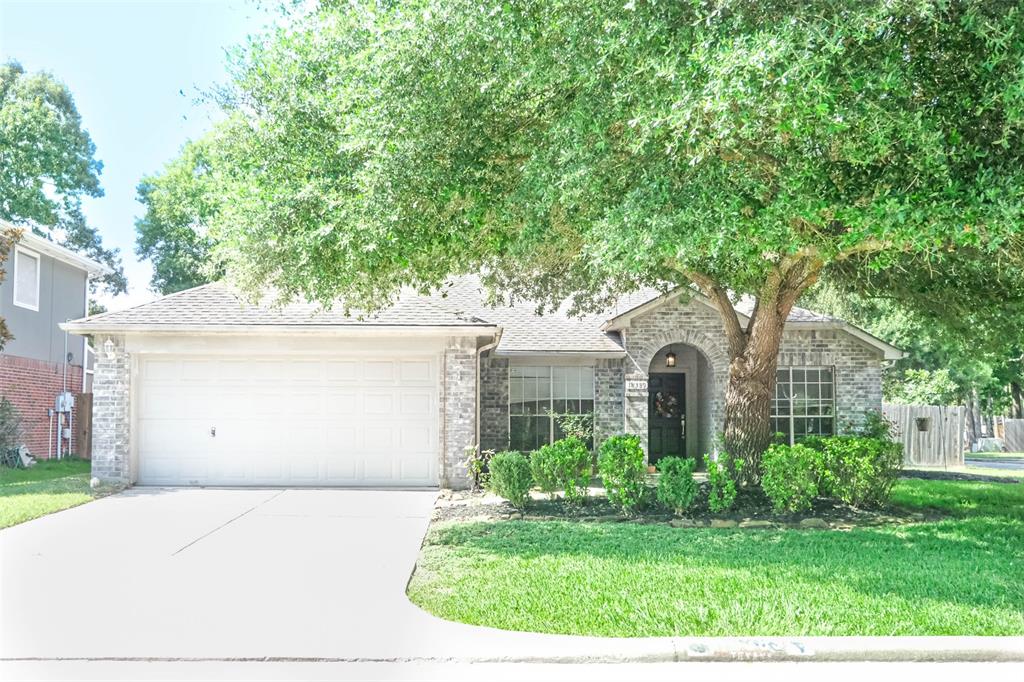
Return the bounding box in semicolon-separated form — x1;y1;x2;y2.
13;246;40;311
771;367;835;444
509;365;594;451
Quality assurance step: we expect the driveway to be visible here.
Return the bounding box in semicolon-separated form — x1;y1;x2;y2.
2;488;453;659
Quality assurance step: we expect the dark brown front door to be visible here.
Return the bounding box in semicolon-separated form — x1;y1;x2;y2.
648;373;685;465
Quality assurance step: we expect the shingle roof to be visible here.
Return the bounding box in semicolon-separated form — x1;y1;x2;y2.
69;282;492;329
64;276;849;355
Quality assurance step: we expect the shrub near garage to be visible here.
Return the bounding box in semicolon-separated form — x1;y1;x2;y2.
804;435;903;508
761;444;820;513
656;456;698;516
530;436;591;504
487;451;532;510
597;435;647;514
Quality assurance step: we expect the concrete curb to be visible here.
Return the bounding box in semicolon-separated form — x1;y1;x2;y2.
4;637;1022;664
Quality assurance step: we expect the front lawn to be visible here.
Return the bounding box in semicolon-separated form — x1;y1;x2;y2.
407;479;1024;636
0;459;98;529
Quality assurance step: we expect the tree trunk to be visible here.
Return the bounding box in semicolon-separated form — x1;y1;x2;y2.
1011;381;1023;419
689;256;822;486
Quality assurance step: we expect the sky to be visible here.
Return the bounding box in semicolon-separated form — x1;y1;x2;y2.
0;0;275;311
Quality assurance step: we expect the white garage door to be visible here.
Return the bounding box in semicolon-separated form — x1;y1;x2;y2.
136;355;440;487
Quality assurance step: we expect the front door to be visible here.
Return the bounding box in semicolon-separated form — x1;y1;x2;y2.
648;373;685;465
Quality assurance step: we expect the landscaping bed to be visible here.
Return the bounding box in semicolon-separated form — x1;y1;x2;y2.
434;483;939;530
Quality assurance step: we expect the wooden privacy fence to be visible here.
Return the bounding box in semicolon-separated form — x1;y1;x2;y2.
882;403;965;467
1006;419;1024;453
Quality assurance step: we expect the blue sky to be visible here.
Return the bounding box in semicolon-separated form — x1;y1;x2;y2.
0;0;274;310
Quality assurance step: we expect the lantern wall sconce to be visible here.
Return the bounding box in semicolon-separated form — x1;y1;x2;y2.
665;351;677;368
103;338;116;360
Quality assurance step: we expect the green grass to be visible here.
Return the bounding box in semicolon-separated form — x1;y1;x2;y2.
408;479;1024;637
0;459;97;529
966;452;1024;461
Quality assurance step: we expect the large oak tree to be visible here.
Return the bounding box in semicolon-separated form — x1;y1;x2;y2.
172;0;1024;480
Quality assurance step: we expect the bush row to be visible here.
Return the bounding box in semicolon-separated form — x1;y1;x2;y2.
761;436;903;512
487;429;903;516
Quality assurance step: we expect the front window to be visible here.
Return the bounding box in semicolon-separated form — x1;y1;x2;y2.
771;367;835;444
509;365;594;451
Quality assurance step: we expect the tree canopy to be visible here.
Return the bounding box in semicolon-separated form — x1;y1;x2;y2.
138;0;1024;473
135;137;222;295
0;61;126;295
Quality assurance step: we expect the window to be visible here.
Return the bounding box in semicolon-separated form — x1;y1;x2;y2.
771;367;835;444
12;246;40;311
509;365;594;451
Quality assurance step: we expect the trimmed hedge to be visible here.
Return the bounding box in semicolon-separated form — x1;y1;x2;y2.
656;456;698;515
530;436;591;503
802;435;903;508
761;444;820;513
597;435;647;514
487;450;532;509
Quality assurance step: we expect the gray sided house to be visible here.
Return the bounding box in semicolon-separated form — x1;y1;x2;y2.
1;223;110;458
62;275;901;489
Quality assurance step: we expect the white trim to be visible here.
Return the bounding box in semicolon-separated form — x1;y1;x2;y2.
497;350;624;359
60;322;498;336
2;221;111;277
12;245;41;311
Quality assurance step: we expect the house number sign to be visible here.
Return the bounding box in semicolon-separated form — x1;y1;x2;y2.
625;379;648;393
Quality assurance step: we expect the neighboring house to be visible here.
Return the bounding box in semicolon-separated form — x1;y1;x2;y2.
62;275;902;488
0;224;110;457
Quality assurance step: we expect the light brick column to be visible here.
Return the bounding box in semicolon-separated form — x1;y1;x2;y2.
91;335;131;483
442;337;477;489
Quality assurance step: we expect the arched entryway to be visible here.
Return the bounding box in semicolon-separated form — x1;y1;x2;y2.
645;342;715;465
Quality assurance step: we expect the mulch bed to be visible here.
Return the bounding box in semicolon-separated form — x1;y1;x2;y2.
434;484;941;530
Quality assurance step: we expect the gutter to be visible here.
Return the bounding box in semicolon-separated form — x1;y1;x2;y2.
475;327;504;457
59;323;500;337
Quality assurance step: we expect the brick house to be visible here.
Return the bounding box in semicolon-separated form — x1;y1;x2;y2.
0;224;110;458
63;275;901;488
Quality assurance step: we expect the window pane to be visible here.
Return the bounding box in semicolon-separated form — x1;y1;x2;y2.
15;251;39;308
510;416;551;451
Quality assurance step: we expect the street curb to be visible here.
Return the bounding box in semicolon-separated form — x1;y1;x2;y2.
5;638;1022;664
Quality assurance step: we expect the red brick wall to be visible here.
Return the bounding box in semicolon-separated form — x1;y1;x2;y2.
0;354;85;459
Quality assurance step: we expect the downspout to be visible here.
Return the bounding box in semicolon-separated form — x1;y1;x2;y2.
475;328;504;454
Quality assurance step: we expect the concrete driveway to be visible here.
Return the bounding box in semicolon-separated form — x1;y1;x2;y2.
2;488;450;659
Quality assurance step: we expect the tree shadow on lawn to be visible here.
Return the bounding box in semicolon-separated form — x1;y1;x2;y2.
425;514;1024;614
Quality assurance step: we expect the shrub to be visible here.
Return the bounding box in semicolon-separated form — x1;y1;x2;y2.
487;451;532;510
705;452;741;513
530;436;591;503
760;444;820;513
656;456;698;516
597;435;647;514
547;410;595;444
463;446;494;491
803;435;903;508
0;396;23;460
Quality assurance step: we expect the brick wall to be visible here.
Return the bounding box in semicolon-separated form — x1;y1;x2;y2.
479;355;509;453
0;353;84;458
91;335;131;482
442;337;477;489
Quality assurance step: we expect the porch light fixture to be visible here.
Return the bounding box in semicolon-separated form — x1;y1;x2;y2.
103;338;116;360
665;351;677;368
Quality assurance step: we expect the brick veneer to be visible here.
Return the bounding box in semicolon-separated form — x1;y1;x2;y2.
90;335;131;482
0;354;84;458
442;337;477;489
477;294;886;462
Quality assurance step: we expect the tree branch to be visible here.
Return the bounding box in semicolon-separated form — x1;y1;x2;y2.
681;268;747;358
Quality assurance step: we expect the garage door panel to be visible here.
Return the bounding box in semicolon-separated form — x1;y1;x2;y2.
137;354;439;487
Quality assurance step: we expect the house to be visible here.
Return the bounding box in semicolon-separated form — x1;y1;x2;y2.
0;224;110;458
61;275;902;488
